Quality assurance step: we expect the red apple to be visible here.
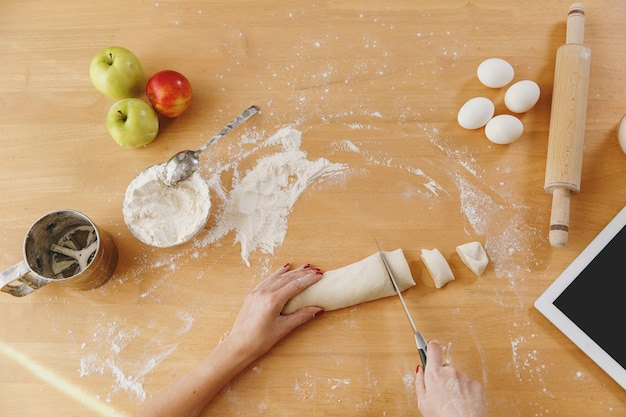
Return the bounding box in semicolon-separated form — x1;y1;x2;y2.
145;70;192;118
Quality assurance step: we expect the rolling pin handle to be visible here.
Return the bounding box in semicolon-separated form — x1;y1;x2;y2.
566;3;586;44
549;187;571;247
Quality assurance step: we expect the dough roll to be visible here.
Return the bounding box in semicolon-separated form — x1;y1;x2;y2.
282;248;416;314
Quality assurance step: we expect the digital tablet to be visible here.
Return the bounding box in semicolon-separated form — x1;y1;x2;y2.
534;205;626;390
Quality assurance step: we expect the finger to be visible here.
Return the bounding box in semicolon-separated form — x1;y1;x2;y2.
264;264;316;293
414;365;426;398
277;306;323;335
425;340;443;370
275;268;323;304
254;263;293;291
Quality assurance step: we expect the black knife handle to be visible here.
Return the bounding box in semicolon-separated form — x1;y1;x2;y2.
419;348;427;367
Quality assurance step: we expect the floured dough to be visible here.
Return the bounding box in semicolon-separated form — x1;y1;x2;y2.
456;241;488;276
421;248;455;288
282;249;415;314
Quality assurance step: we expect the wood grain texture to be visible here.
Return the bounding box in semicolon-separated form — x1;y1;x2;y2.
1;1;626;416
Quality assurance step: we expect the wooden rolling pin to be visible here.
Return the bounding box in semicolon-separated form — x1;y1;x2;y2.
544;3;591;247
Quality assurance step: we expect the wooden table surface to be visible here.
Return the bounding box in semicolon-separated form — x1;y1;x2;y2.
1;1;625;416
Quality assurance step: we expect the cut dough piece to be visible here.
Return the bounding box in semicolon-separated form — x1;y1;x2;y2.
420;248;455;288
282;249;415;315
456;241;488;276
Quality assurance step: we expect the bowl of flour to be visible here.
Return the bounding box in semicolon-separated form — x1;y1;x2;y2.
123;163;211;248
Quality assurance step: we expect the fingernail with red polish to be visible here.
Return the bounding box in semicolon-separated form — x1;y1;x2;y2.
283;263;290;268
314;309;325;317
313;268;323;275
303;263;311;269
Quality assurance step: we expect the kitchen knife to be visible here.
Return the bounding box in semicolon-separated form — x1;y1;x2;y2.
375;239;428;367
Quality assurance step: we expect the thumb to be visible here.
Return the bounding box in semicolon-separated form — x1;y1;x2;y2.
280;306;324;333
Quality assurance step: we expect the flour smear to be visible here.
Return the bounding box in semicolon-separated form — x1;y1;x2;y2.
199;126;348;266
79;310;195;403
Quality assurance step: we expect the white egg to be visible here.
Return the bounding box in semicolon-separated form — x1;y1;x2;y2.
504;80;541;113
618;114;626;155
457;97;495;130
485;114;524;144
476;58;514;88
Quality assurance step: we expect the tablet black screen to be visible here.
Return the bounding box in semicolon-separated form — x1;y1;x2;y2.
553;225;626;368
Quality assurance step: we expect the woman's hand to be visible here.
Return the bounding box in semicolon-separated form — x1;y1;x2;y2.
133;262;324;417
415;340;488;417
227;262;325;360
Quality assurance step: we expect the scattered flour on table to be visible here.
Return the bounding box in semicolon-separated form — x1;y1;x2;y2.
424;126;546;282
294;372;317;401
330;124;544;282
78;310;196;402
402;372;415;389
510;322;546;388
199;126;348;266
328;377;351;390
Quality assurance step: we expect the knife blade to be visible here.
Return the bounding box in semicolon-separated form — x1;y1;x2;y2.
375;239;428;367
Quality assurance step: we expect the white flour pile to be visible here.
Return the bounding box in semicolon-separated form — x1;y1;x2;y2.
123;164;211;248
201;126;348;266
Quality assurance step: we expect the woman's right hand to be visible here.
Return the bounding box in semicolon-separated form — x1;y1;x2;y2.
415;340;488;417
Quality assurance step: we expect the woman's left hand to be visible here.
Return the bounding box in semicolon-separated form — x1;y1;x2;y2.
227;263;325;361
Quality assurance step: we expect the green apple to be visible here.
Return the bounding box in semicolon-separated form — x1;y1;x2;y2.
106;98;159;148
90;46;144;99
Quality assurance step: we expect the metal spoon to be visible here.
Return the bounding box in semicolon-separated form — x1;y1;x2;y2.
161;105;260;186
